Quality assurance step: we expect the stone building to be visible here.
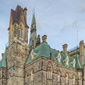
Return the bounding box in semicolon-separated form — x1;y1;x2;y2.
0;5;85;85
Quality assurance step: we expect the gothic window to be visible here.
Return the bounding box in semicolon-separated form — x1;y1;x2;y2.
19;29;21;36
64;56;69;65
19;28;23;37
31;50;36;59
20;24;22;27
47;63;52;79
56;53;61;62
66;73;69;84
21;29;23;37
72;75;75;85
14;25;17;37
57;71;61;83
31;69;34;81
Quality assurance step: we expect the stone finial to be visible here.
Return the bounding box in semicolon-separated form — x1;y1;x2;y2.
42;35;47;42
38;35;40;38
24;7;27;11
62;44;68;56
1;53;4;57
80;40;84;46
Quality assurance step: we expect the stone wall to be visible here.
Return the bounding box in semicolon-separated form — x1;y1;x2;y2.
25;57;82;85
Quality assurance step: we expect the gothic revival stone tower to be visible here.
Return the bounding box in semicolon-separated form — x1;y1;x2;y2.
7;5;29;85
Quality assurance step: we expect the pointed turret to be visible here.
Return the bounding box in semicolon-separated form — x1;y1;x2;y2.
29;13;37;51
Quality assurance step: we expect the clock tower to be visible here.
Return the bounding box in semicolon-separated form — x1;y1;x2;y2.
7;5;29;85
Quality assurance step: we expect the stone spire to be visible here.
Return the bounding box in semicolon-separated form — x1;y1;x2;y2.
29;13;37;51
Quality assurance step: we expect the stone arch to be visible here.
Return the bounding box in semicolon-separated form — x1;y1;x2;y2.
57;70;61;83
72;74;76;85
46;61;54;79
65;72;69;84
46;60;54;72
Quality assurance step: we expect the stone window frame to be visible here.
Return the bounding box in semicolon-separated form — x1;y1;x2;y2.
57;70;61;83
19;28;23;37
46;61;54;80
14;24;17;37
65;72;69;84
31;68;34;81
72;74;76;85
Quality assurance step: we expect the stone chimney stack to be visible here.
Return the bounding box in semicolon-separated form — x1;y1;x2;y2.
62;44;68;56
42;35;47;42
36;35;40;46
1;53;4;57
79;40;84;66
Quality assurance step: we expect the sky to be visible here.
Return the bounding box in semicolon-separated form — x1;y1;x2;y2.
0;0;85;59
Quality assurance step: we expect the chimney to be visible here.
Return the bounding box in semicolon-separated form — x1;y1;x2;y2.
62;44;68;56
42;35;47;42
36;35;40;46
79;40;84;66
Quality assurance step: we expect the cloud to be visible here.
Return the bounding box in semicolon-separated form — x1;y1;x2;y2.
78;2;85;13
37;19;52;29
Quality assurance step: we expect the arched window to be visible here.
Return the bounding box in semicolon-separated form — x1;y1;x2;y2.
31;69;34;81
66;73;69;84
57;71;61;83
21;29;23;37
72;75;75;85
19;29;21;36
19;28;23;37
47;62;53;79
14;25;17;37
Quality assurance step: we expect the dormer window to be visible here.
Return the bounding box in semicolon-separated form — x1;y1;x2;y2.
31;50;36;59
71;59;76;68
56;53;61;62
64;56;69;65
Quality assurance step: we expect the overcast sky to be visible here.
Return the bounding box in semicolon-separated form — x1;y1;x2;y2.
0;0;85;59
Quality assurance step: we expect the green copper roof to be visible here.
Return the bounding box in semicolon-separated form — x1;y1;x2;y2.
26;42;81;69
68;48;80;56
0;49;7;68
